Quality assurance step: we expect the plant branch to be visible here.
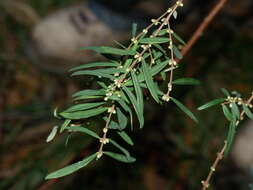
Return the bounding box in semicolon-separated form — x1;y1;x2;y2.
180;0;228;59
201;141;227;190
201;92;253;190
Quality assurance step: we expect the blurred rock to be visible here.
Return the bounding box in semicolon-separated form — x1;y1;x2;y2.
232;121;253;170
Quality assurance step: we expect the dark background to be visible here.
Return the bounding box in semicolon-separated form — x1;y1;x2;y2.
0;0;253;189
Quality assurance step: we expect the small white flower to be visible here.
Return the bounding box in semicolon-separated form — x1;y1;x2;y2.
162;94;171;102
103;128;108;133
143;29;148;34
168;84;172;91
96;152;103;159
114;72;120;77
176;1;183;7
100;137;109;144
167;8;172;13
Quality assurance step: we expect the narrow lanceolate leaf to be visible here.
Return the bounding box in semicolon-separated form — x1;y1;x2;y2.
68;126;99;139
173;78;201;86
173;45;183;59
72;89;105;98
60;107;108;120
231;102;240;120
142;60;159;103
125;59;169;86
73;95;103;101
222;104;233;121
116;107;128;130
109;139;130;158
118;131;134;146
81;46;136;56
198;98;225;111
157;29;168;36
69;62;119;72
63;102;105;113
172;32;186;45
122;86;144;128
225;121;236;156
242;104;253;120
132;23;137;37
60;119;71;133
104;151;136;163
71;70;114;79
116;99;133;128
220;88;230;97
139;37;170;44
45;153;96;179
46;126;58;143
171;97;198;123
131;71;144;114
151;59;170;75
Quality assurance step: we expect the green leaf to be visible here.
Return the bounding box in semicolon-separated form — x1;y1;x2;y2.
157;29;168;36
153;44;166;54
231;102;240;120
63;102;105;113
220;88;230;97
172;32;186;45
70;62;119;72
123;59;133;69
71;70;114;79
142;60;159;103
151;59;170;75
125;59;169;86
81;46;136;56
60;119;71;133
222;104;233;121
139;37;170;44
97;81;107;89
116;107;128;130
116;99;133;128
104;151;136;163
171;97;198;123
131;71;144;114
46;126;58;143
132;23;137;37
72;89;105;98
109;139;130;158
73;95;103;101
122;86;144;128
45;153;96;179
225;121;236;156
242;104;253;120
118;131;134;146
198;98;225;111
60;107;108;120
173;78;201;86
68;126;99;139
173;45;183;59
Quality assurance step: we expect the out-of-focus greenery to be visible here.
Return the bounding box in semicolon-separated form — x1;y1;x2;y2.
1;0;253;189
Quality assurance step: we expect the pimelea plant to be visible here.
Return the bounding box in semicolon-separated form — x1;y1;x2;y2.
45;0;200;180
198;89;253;190
44;0;253;189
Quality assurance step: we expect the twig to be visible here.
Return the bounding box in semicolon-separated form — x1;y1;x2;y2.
201;141;227;190
180;0;228;58
201;93;253;190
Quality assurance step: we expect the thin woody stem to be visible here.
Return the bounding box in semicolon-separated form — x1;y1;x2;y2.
180;0;228;59
201;92;253;190
201;141;227;190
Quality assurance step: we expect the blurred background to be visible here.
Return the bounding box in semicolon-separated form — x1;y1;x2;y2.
0;0;253;189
